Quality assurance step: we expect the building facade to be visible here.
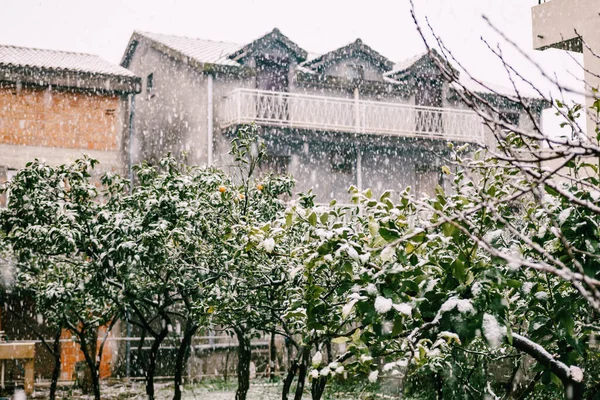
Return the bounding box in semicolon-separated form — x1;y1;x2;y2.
532;0;600;136
122;29;544;202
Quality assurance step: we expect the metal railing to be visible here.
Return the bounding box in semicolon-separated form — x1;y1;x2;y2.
220;89;484;143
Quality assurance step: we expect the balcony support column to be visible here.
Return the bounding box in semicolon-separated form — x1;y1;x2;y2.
207;74;214;166
356;145;362;190
354;87;360;133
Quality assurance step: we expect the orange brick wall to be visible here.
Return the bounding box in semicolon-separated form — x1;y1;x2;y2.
60;326;115;381
0;85;120;151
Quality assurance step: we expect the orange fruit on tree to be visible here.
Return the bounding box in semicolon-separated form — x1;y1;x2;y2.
257;184;264;191
218;185;226;193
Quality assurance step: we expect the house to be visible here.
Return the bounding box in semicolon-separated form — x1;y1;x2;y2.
121;29;547;202
0;44;141;206
532;0;599;137
0;43;141;383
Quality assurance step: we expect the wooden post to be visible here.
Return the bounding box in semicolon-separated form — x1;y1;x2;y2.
24;359;34;395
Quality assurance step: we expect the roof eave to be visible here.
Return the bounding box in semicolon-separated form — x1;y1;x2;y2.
0;65;142;94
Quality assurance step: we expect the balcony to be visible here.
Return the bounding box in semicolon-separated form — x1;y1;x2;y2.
220;89;484;143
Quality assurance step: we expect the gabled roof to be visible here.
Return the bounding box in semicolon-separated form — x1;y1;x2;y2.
385;49;457;80
303;39;394;72
228;28;307;63
123;31;243;68
0;44;140;93
0;44;137;78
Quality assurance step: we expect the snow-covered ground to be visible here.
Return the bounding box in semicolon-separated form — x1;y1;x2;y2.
27;381;280;400
26;380;378;399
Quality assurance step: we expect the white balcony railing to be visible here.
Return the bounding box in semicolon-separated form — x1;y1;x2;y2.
220;89;484;143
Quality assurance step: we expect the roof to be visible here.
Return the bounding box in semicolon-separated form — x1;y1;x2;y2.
130;31;243;67
387;51;428;77
453;77;546;103
303;38;395;72
0;44;140;93
385;49;458;80
228;28;307;63
0;44;136;78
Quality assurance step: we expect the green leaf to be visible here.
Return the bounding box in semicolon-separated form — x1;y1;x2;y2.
379;227;400;242
442;222;456;238
308;212;317;227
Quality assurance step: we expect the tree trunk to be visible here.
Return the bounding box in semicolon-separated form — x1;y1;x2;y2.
49;330;62;400
270;331;277;381
294;348;309;400
224;349;230;383
310;376;327;400
173;322;198;400
146;324;169;400
77;328;101;400
235;327;252;400
281;361;298;400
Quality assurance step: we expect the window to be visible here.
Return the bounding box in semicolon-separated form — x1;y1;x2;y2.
146;73;154;94
330;148;353;174
259;154;290;175
501;111;520;127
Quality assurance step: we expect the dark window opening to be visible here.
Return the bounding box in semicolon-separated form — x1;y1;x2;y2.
146;73;154;94
501;111;520;127
259;154;290;175
330;148;353;174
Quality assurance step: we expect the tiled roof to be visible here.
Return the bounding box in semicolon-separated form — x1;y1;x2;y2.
134;31;243;67
228;28;307;63
386;52;428;77
0;44;136;78
303;39;394;72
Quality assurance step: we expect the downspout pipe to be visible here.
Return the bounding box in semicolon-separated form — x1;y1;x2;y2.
128;93;136;185
207;74;214;166
126;92;135;378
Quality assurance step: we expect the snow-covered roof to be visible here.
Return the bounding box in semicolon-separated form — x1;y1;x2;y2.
0;44;136;78
386;51;428;77
227;28;307;63
303;38;394;72
454;77;543;101
132;31;243;67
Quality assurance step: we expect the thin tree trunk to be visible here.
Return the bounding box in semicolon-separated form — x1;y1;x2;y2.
282;361;298;400
235;326;252;400
173;322;198;400
49;330;62;400
146;324;169;400
224;349;230;383
78;329;101;400
270;331;277;381
293;348;309;400
310;376;328;400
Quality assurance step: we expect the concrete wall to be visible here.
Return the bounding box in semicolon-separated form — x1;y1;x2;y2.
127;40;210;166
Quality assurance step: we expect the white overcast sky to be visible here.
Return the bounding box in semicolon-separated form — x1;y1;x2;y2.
0;0;586;131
